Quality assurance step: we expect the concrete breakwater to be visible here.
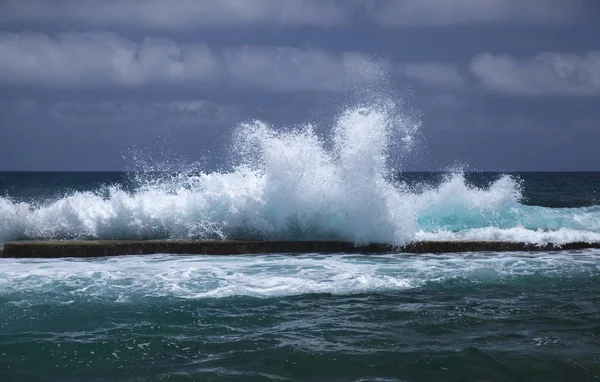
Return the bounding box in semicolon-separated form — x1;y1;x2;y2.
1;240;600;258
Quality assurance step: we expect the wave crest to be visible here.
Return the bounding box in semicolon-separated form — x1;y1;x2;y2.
1;103;599;245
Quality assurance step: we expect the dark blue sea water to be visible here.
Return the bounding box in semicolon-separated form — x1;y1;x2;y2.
1;170;599;381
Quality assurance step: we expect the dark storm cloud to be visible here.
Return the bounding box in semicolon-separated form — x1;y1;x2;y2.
46;100;246;127
0;0;351;28
369;0;581;26
0;31;382;91
0;0;598;171
0;98;37;115
470;51;600;96
403;50;600;97
400;63;468;90
4;30;598;98
0;0;581;29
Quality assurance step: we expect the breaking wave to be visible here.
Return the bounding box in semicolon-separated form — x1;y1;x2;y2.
1;102;599;246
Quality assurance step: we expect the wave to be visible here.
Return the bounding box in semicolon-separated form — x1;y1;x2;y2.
1;103;599;246
1;252;599;301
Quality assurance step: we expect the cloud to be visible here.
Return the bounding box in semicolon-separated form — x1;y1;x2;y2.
0;0;579;29
0;32;380;91
0;32;220;87
370;0;580;26
470;51;600;96
401;63;467;88
421;94;470;111
1;98;249;127
0;0;349;28
0;98;37;114
222;46;384;92
46;100;249;126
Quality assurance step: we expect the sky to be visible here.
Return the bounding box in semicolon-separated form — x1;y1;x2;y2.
0;0;599;171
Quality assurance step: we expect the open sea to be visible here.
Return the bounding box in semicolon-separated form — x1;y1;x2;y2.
1;106;600;380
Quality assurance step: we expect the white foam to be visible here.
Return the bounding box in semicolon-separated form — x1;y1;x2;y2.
0;102;599;245
0;255;414;300
415;226;600;245
1;252;598;302
0;104;418;244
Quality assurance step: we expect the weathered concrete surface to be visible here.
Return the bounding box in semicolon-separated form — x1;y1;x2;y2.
1;240;600;258
2;240;391;258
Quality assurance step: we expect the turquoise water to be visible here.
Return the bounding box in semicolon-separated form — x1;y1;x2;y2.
2;252;600;381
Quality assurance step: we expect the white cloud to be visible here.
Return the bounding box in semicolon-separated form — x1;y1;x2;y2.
370;0;579;26
0;32;379;91
470;51;600;96
0;0;579;28
401;63;466;88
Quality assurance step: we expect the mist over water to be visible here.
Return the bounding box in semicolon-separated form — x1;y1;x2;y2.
1;100;600;245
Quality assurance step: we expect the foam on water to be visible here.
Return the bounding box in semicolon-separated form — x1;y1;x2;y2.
1;251;599;302
1;102;599;245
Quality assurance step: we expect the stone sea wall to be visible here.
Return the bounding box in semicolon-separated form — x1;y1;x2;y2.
1;240;600;258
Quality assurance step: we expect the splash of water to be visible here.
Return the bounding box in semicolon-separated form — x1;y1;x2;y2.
1;102;600;245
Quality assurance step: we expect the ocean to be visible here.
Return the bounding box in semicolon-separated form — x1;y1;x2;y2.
1;105;600;381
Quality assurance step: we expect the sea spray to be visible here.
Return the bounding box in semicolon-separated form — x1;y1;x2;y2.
0;103;417;244
1;103;600;245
